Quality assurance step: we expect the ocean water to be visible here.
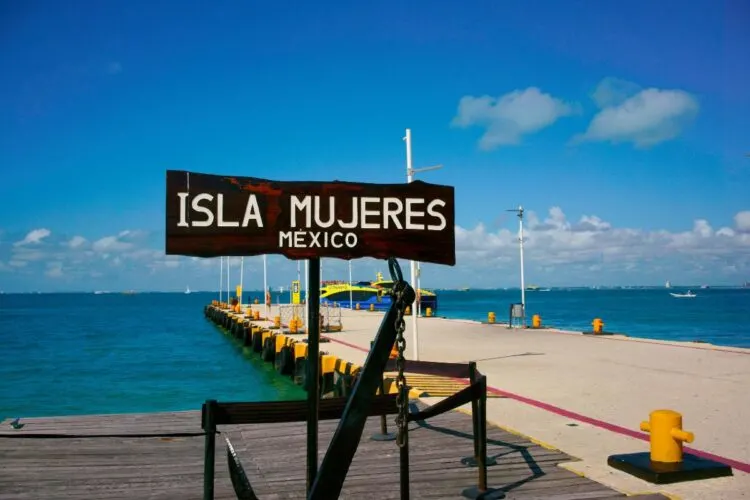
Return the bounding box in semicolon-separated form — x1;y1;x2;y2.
436;287;750;348
0;292;305;420
1;287;748;420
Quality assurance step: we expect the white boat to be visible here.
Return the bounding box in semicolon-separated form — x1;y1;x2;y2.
185;286;191;295
670;290;696;298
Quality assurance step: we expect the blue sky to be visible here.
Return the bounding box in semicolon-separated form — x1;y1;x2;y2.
1;0;748;292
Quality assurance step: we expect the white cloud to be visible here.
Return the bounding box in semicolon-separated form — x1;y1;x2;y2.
14;228;51;247
1;213;748;291
577;79;699;147
455;208;750;280
67;236;87;248
45;262;63;278
735;211;750;233
452;87;576;150
92;230;142;252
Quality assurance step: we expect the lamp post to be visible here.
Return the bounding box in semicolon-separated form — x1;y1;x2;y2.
403;128;444;361
506;206;526;326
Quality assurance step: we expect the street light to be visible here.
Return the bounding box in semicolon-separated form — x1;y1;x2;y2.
404;128;444;361
505;206;526;326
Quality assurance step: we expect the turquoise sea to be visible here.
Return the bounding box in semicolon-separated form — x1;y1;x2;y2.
0;292;306;421
437;287;750;348
1;287;748;420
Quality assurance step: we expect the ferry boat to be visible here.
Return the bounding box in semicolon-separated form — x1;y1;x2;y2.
320;272;438;312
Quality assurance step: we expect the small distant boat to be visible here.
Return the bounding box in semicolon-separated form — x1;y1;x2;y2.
458;287;470;292
670;290;696;298
185;286;191;295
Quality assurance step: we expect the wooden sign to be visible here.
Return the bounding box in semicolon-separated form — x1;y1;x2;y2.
165;170;455;266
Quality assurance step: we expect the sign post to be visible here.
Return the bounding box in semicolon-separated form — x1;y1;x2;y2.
165;170;455;497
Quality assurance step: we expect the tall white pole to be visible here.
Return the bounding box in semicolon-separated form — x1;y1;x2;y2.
518;206;526;323
263;255;268;318
405;128;419;361
239;257;244;307
219;257;223;303
348;260;353;309
226;256;230;302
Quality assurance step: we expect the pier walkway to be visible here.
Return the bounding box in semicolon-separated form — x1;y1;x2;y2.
0;407;657;499
287;306;750;500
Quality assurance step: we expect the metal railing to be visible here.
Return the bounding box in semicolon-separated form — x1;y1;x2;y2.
201;359;493;499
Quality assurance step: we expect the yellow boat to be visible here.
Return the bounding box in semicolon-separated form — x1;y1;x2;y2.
320;272;438;311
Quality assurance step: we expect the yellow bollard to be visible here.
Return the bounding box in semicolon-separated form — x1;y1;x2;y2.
274;316;281;328
405;305;411;316
253;310;260;321
254;298;259;304
369;303;375;312
290;318;298;334
488;312;496;324
244;308;252;316
607;408;732;482
355;303;360;310
425;307;432;317
532;314;542;328
640;410;694;463
592;318;604;334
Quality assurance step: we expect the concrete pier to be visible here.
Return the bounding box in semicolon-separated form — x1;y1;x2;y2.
254;304;750;500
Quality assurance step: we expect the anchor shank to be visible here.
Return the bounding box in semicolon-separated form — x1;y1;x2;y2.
309;281;415;499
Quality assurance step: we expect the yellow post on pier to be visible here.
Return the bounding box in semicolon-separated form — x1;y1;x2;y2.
640;410;694;463
607;409;732;483
291;280;301;305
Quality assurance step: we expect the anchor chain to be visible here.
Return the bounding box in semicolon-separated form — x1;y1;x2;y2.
389;258;410;449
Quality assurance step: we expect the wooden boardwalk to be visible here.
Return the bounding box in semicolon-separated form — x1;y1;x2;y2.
0;407;668;500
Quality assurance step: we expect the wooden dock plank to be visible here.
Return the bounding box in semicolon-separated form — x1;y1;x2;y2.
0;407;664;500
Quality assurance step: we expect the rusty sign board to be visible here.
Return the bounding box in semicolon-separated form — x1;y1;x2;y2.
165;170;456;266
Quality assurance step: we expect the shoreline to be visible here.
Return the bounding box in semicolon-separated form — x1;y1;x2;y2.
401;313;750;353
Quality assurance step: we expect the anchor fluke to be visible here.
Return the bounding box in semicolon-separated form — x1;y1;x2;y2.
226;436;259;500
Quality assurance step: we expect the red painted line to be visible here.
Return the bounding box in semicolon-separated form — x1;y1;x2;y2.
484;386;750;474
323;335;750;474
322;335;369;353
